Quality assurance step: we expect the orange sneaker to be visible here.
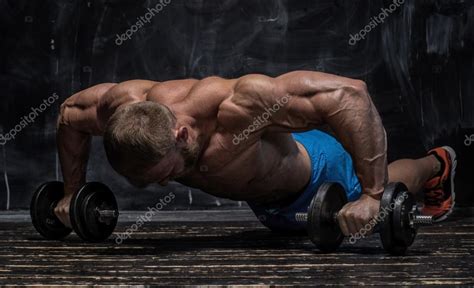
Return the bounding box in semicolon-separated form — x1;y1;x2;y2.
422;146;457;222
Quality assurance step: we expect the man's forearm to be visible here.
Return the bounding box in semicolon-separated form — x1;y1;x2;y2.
57;124;91;196
326;88;388;199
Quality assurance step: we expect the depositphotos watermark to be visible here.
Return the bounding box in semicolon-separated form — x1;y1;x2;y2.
114;192;175;244
115;0;171;46
0;93;60;146
348;0;405;46
348;192;408;244
232;94;292;145
465;134;474;146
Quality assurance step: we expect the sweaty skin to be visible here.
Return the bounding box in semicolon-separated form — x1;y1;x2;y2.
54;71;387;234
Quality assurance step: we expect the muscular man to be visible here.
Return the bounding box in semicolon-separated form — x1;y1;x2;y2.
54;71;456;236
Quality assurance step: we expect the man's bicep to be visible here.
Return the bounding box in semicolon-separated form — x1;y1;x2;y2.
276;93;327;130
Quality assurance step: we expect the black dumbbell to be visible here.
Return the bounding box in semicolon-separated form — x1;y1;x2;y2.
295;182;433;255
30;182;73;240
30;182;119;242
69;182;119;242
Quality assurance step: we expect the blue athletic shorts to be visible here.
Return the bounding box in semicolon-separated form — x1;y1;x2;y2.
247;130;362;232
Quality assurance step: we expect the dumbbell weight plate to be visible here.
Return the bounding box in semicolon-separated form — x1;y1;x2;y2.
392;190;417;248
30;182;72;240
308;182;348;252
379;182;410;255
70;182;118;242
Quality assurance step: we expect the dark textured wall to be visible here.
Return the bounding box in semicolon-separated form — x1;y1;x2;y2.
0;0;473;210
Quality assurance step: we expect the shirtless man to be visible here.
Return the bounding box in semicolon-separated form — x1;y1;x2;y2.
53;71;457;236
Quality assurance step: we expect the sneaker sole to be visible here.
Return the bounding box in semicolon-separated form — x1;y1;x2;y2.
432;146;457;222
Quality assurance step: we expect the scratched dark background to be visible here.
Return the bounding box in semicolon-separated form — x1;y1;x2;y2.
0;0;473;210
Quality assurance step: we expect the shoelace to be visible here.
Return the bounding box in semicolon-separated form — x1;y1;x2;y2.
425;189;444;206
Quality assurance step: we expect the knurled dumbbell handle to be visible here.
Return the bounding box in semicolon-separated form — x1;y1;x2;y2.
95;208;119;222
295;212;340;224
411;214;433;226
295;212;308;222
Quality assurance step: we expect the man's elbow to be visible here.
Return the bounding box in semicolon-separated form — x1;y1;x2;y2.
353;80;368;94
341;80;372;110
345;79;369;97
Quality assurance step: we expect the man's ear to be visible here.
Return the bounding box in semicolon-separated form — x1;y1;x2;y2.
175;126;188;147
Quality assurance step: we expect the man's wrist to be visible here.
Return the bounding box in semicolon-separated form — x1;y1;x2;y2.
362;187;384;200
366;193;382;200
63;183;82;196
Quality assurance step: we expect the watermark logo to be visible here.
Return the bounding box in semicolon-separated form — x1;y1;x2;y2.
232;94;292;146
115;0;172;46
0;93;60;146
464;134;474;146
348;0;405;46
114;192;175;244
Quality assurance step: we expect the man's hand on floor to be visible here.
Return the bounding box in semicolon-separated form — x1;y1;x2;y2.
337;194;380;236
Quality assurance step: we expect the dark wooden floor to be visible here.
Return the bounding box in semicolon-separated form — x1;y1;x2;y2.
0;211;473;286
